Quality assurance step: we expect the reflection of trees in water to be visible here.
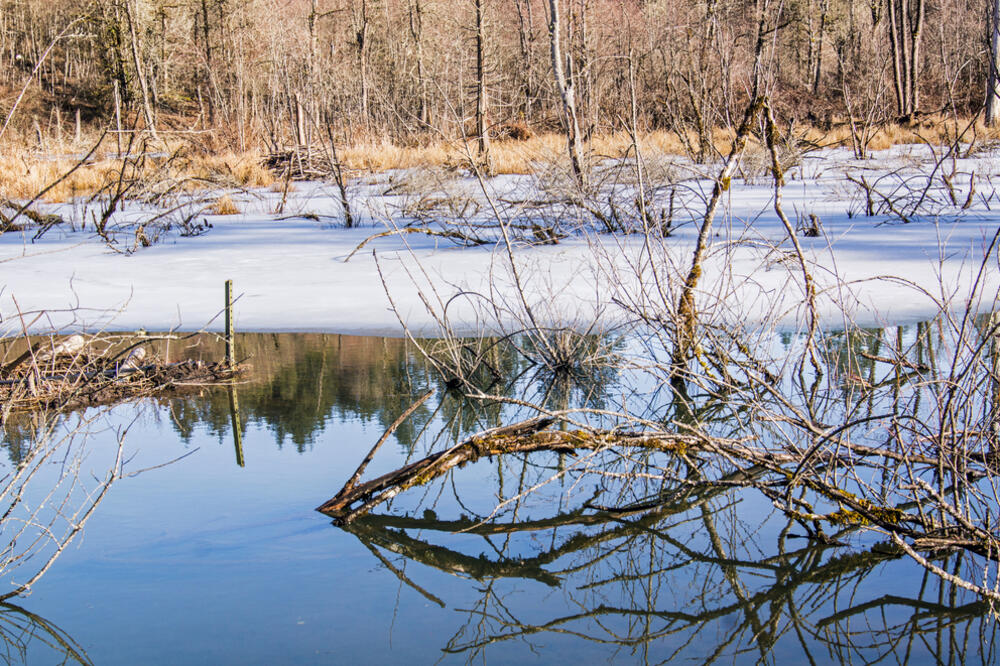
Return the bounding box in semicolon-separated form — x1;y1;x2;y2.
160;333;621;454
1;412;53;467
342;472;997;664
0;602;92;665
314;311;1000;661
164;334;439;451
2;332;621;466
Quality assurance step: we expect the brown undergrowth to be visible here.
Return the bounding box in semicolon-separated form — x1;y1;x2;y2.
2;116;996;203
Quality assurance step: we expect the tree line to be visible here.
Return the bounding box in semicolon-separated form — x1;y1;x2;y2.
0;0;992;153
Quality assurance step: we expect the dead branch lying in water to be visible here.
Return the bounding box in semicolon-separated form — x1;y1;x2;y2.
319;408;1000;597
318;415;715;524
315;414;784;523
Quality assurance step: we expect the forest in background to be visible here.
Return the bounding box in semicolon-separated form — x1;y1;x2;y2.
0;0;992;161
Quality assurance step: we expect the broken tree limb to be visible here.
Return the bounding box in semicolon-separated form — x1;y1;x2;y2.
342;388;434;494
319;402;1000;586
318;416;705;523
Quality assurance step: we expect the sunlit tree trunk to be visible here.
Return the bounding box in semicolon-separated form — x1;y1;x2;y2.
123;0;156;138
474;0;491;171
546;0;585;186
988;0;1000;125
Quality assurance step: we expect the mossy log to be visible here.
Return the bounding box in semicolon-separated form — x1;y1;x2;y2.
319;405;1000;573
318;415;704;523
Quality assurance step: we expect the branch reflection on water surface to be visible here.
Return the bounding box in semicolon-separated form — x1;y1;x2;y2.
343;488;996;663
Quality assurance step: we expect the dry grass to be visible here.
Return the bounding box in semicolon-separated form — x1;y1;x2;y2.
210;194;240;215
0;143;275;203
2;117;997;203
301;117;1000;175
185;151;275;189
795;114;1000;151
0;152;119;201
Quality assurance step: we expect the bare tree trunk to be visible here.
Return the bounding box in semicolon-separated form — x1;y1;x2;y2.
576;0;595;141
123;0;156;138
408;0;430;126
546;0;585;186
98;0;132;111
908;0;924;114
475;0;492;172
812;0;828;93
671;0;771;382
988;0;1000;125
324;118;354;229
887;0;905;114
355;0;371;135
199;0;214;123
886;0;923;118
514;0;536;122
898;0;911;115
308;0;318;81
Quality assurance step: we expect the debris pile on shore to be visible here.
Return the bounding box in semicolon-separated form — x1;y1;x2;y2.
0;333;246;413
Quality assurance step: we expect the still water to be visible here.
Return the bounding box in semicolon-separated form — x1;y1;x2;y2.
4;333;996;664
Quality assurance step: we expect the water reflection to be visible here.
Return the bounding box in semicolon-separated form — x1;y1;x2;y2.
0;602;92;665
2;331;624;461
161;332;620;453
165;334;438;451
313;321;1000;664
340;480;997;663
2;326;995;663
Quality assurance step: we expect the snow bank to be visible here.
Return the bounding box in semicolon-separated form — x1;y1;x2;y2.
2;144;998;336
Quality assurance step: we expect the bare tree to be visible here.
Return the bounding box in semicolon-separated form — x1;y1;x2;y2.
988;0;1000;126
887;0;925;119
546;0;585;186
122;0;156;138
474;0;492;172
353;0;372;135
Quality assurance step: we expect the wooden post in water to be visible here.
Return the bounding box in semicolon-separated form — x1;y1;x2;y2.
224;278;243;466
225;279;235;369
228;383;245;468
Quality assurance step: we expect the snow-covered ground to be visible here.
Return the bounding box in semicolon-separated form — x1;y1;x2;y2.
2;144;998;335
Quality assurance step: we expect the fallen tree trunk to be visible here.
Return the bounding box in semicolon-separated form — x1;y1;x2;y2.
319;415;707;523
318;412;1000;569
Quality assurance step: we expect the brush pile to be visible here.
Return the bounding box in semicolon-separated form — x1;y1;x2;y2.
0;333;245;413
263;148;332;180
